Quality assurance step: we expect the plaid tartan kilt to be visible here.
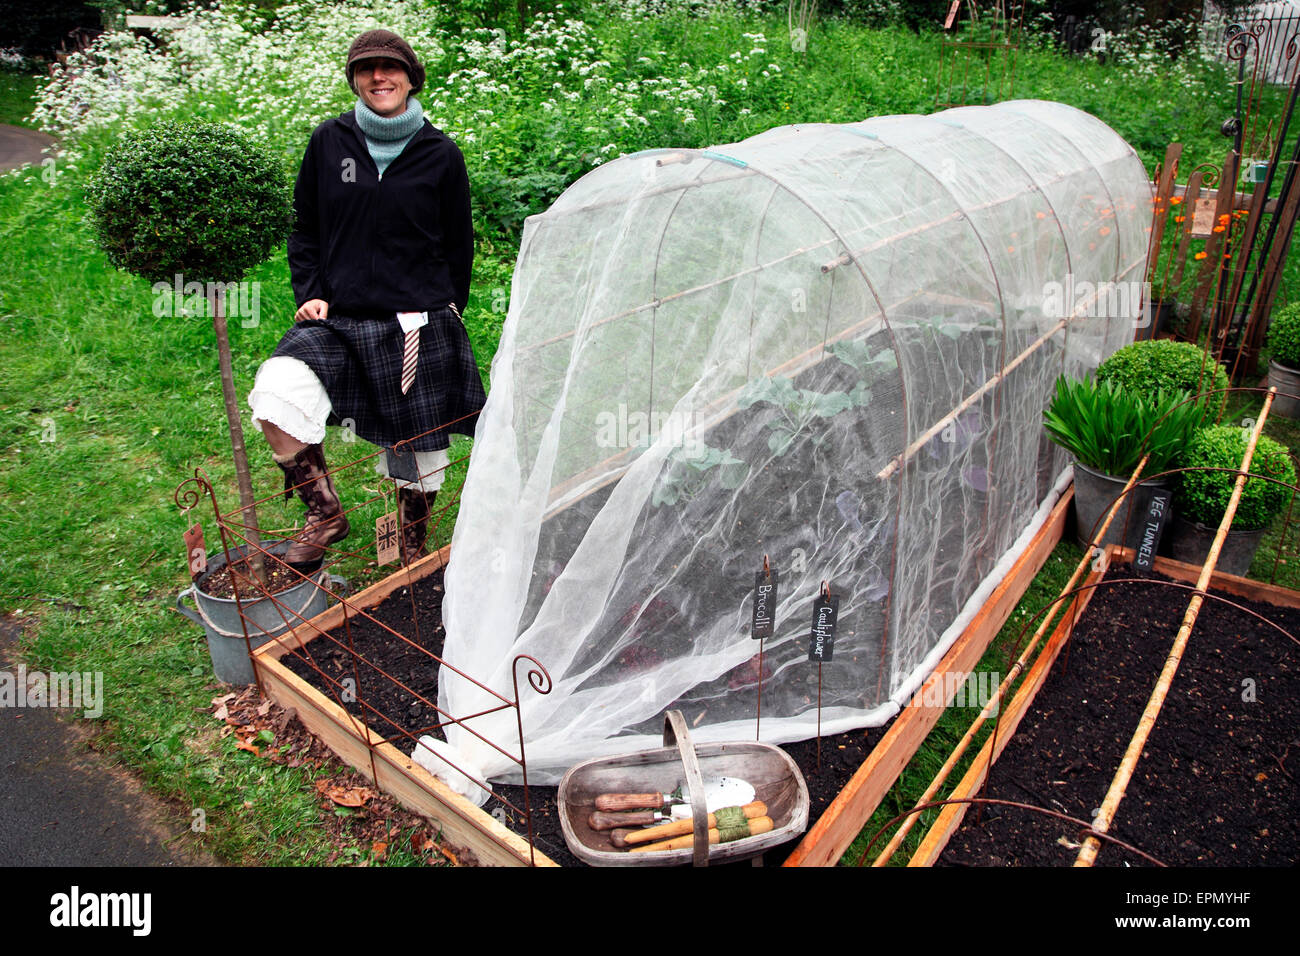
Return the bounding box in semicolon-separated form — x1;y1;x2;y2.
271;306;486;452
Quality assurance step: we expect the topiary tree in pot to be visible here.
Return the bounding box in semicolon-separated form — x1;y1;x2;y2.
87;121;293;585
1266;302;1300;418
1171;425;1297;576
1096;339;1231;418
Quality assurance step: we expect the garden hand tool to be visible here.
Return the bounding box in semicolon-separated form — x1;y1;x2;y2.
589;808;682;831
593;776;754;813
629;812;775;853
621;800;768;847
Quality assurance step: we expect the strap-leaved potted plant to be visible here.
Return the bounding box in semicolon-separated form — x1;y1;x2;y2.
1043;375;1205;552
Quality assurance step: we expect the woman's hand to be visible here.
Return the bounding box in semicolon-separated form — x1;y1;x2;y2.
295;299;329;322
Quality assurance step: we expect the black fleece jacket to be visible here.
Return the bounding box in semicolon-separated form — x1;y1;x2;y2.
287;110;473;317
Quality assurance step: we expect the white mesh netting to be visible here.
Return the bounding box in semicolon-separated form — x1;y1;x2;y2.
437;100;1151;786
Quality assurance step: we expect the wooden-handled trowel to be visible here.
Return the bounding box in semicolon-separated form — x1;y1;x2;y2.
592;776;755;815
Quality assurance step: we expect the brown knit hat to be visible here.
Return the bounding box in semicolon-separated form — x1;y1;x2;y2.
346;29;425;95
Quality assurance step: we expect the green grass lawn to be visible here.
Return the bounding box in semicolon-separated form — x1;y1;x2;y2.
0;72;39;127
1;5;1296;866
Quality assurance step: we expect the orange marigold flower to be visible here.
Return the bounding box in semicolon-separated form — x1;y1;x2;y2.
1195;251;1208;260
1218;213;1231;224
1174;215;1185;223
1170;196;1184;205
1213;225;1226;233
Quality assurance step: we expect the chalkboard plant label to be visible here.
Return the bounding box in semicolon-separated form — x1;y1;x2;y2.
1134;489;1172;570
752;569;778;639
807;592;839;662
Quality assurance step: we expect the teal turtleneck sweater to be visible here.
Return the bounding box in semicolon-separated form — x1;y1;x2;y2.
354;96;425;177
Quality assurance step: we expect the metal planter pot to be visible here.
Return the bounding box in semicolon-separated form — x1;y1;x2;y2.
1072;461;1170;554
176;541;340;684
1268;359;1300;419
1167;514;1267;578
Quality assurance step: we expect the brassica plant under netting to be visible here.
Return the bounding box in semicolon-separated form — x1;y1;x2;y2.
435;100;1151;790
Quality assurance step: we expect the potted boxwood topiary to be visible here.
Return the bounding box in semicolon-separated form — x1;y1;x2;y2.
87;120;302;682
1170;425;1297;576
1266;302;1300;418
1096;339;1230;417
1044;375;1206;552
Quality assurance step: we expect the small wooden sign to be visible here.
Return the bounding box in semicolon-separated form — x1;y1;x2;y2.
943;0;960;29
752;569;778;640
807;593;839;662
1134;490;1173;571
184;522;206;577
1190;197;1217;238
376;512;400;566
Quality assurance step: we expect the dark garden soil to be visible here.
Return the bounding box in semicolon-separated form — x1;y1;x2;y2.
939;562;1300;867
282;563;889;866
200;553;302;600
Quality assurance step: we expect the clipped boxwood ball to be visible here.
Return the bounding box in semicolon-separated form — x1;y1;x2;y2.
86;121;292;285
1267;302;1300;370
1096;340;1229;413
1176;425;1296;530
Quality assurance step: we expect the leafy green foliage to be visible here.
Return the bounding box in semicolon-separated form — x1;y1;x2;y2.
738;374;869;455
1267;301;1300;370
651;442;749;506
1095;339;1229;414
1175;425;1297;530
85;121;292;284
1043;375;1206;475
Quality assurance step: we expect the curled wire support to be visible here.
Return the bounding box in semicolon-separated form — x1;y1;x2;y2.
1225;21;1266;62
856;796;1167;868
512;654;554;700
173;468;216;514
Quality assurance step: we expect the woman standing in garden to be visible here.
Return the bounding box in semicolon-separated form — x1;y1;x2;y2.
248;28;485;571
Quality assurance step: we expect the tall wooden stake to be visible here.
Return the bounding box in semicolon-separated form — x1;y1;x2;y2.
211;289;264;580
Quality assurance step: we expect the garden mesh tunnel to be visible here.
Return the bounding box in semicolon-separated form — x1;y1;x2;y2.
437;99;1151;787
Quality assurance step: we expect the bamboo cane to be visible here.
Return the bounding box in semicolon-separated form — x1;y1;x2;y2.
876;456;1149;865
1074;390;1276;867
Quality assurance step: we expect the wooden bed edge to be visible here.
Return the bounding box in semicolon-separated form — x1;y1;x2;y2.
905;543;1108;866
781;486;1073;867
253;620;559;868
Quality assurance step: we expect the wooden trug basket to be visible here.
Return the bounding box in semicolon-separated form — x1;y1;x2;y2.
557;710;810;866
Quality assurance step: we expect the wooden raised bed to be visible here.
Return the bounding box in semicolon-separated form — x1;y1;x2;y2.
253;487;1075;867
251;543;558;868
908;543;1300;866
782;485;1073;866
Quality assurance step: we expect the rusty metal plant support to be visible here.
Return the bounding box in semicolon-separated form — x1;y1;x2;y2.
172;422;557;865
934;1;1023;109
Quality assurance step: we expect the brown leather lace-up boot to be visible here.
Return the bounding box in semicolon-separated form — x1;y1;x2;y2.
398;487;436;565
274;444;350;572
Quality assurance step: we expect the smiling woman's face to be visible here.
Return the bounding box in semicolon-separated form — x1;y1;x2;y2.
354;57;412;117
